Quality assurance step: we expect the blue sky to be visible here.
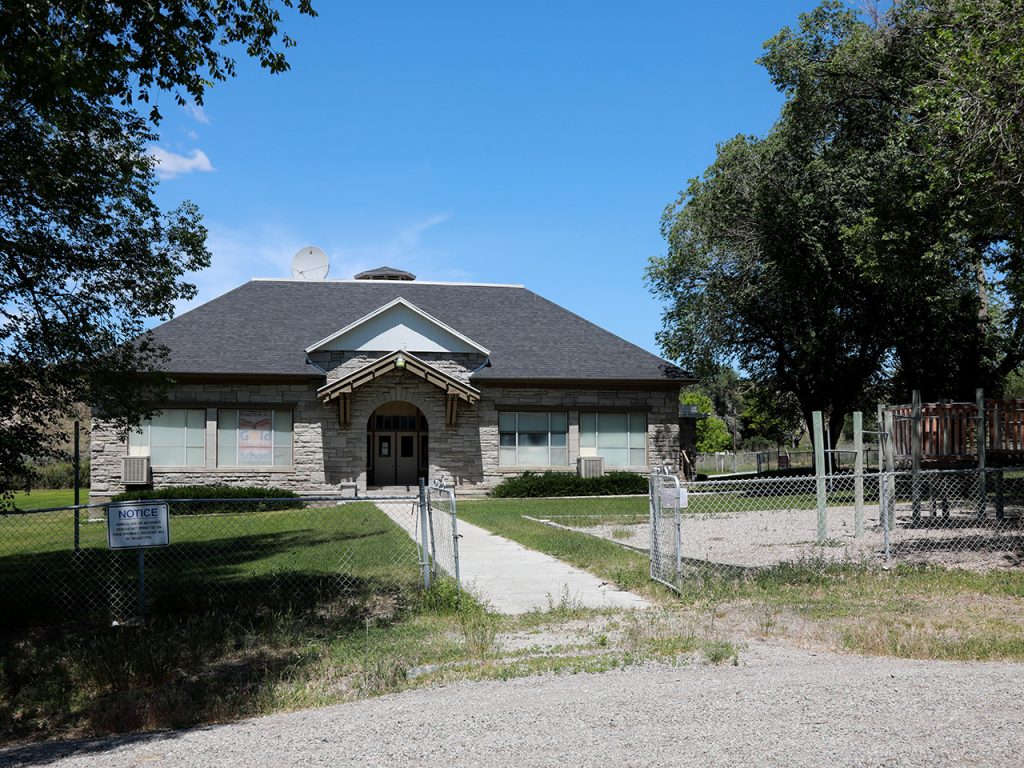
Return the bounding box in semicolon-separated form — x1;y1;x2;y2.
152;0;823;359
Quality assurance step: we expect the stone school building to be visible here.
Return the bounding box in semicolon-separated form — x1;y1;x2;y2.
90;267;692;496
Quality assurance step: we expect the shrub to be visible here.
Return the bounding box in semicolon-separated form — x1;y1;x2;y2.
489;471;648;498
28;460;91;489
110;485;304;513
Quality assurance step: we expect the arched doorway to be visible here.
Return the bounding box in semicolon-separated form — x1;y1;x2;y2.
367;402;429;486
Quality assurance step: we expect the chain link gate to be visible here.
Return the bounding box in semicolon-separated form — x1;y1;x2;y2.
649;468;683;591
424;479;461;588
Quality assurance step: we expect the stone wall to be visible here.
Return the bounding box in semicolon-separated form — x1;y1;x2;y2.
474;385;681;488
91;374;681;498
90;380;342;497
346;368;482;490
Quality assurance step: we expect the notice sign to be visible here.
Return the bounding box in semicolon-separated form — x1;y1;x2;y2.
107;501;170;549
660;487;689;510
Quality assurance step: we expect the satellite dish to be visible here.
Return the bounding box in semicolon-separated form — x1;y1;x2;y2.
290;246;330;280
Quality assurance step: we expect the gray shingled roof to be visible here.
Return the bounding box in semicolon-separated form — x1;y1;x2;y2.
149;280;691;383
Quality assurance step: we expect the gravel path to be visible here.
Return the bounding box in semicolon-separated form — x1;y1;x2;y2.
576;504;1023;570
5;644;1022;768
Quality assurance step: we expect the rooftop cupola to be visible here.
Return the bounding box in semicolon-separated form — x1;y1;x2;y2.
353;266;416;281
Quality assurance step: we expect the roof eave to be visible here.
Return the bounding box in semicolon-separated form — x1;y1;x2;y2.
473;376;694;389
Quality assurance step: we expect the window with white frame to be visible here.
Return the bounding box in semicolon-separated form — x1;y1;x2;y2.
579;411;647;467
498;412;568;467
128;409;206;467
217;409;293;467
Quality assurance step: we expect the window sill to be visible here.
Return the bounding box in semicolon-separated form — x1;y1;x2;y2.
151;466;296;474
497;465;571;473
496;465;650;473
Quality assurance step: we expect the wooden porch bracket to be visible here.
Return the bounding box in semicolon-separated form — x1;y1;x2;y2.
338;393;351;428
445;393;459;429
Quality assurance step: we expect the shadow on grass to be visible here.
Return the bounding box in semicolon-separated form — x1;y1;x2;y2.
0;526;417;627
0;565;423;751
890;533;1024;565
0;514;428;749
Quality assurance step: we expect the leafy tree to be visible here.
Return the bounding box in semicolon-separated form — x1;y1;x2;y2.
648;0;1024;450
741;386;804;449
681;390;732;453
758;0;1024;401
1003;368;1024;400
889;0;1024;390
700;366;745;449
0;2;316;493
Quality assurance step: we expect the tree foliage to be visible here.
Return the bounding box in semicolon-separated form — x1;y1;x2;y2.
648;0;1024;448
680;390;732;453
741;386;804;449
0;2;315;492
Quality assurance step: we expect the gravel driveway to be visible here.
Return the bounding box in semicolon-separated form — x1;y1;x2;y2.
4;644;1022;768
579;504;1023;570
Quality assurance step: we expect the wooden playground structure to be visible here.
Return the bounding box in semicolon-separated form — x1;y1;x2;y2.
882;390;1024;469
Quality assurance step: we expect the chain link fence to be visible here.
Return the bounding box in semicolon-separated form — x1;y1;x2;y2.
648;467;1024;591
695;448;881;476
0;488;460;628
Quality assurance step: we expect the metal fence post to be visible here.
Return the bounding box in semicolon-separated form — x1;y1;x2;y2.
995;470;1004;522
672;475;682;584
648;474;658;580
813;411;827;542
137;549;146;624
73;420;81;553
418;478;431;589
880;472;891;565
448;487;461;586
911;390;922;521
853;411;864;538
977;388;987;519
882;408;896;529
427;500;437;580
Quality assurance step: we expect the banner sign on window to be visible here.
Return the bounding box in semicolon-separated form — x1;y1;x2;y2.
238;410;273;464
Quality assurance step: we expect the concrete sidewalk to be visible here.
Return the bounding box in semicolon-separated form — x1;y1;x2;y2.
455;518;650;614
372;501;650;614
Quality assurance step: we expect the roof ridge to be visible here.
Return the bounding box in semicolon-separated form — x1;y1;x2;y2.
250;277;525;288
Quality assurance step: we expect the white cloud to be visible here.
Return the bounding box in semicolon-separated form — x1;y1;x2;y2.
393;213;451;253
330;213;468;281
168;223;302;318
150;147;215;179
185;104;211;124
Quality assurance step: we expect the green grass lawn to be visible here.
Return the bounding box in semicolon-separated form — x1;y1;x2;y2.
0;502;421;624
3;492;1023;745
9;489;77;510
0;500;437;743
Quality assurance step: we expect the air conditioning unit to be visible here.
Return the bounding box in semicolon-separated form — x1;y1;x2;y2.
577;456;605;478
122;456;151;485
